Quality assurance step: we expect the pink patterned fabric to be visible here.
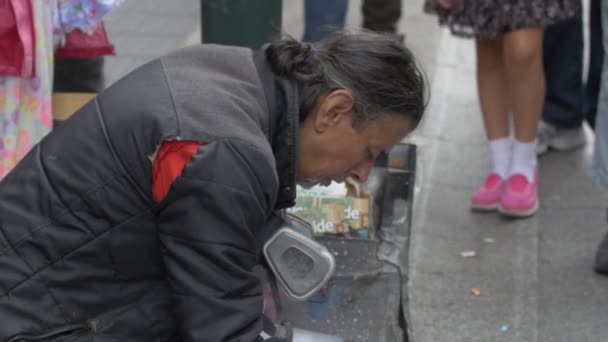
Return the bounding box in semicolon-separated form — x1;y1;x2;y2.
426;0;580;38
0;0;54;179
0;0;35;77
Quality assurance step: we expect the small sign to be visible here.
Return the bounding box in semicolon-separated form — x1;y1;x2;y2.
288;183;373;240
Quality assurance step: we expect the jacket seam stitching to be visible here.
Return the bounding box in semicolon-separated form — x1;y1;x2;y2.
0;223;29;271
159;231;257;254
159;58;182;138
170;292;261;300
229;141;272;210
177;138;273;198
36;143;97;238
176;175;262;204
94;98;150;203
0;207;154;298
247;50;269;137
206;138;271;168
0;174;124;256
41;279;71;324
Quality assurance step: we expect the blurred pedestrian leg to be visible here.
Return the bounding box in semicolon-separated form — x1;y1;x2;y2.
361;0;402;34
538;0;603;154
586;0;604;128
596;231;608;275
53;57;105;93
303;0;348;42
201;0;282;48
592;0;608;276
540;11;585;154
303;0;403;42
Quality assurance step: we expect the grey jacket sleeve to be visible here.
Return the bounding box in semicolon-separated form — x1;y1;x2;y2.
156;139;277;342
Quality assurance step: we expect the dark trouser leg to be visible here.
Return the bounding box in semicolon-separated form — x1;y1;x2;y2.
594;0;608;276
596;228;608;275
584;0;604;129
303;0;348;42
361;0;402;33
53;57;105;93
542;9;584;129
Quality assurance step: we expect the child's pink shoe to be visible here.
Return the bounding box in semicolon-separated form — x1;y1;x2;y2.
499;171;539;218
471;173;504;211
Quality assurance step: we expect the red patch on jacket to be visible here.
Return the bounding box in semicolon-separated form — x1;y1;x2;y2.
152;141;206;203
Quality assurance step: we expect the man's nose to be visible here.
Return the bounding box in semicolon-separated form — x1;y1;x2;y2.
349;159;374;183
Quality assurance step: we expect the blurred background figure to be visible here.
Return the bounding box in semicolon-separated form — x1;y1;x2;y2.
0;0;119;180
427;0;579;218
0;1;55;179
538;0;603;155
54;57;105;94
303;0;349;41
361;0;402;37
303;0;402;42
592;0;608;276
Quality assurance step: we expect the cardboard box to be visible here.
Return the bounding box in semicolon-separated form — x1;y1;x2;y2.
52;92;96;121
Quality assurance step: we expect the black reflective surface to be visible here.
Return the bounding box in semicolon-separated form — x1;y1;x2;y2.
272;143;417;342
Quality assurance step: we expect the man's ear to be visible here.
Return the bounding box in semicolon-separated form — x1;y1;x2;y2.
314;89;355;132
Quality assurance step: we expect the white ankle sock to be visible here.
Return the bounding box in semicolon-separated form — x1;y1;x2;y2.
511;140;537;182
489;137;512;179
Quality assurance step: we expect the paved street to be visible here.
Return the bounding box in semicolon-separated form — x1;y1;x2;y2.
407;4;608;342
101;1;608;341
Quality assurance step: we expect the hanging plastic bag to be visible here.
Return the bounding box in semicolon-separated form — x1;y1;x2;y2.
53;0;124;36
55;22;115;59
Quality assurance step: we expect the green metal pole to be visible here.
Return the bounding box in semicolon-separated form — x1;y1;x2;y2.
201;0;283;49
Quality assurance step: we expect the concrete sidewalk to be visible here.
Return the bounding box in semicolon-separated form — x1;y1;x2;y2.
102;0;440;85
408;23;608;342
102;0;200;86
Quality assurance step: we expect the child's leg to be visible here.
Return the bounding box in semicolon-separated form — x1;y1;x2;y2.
503;27;545;143
503;27;545;181
491;27;543;217
476;36;511;141
476;36;512;179
470;36;512;211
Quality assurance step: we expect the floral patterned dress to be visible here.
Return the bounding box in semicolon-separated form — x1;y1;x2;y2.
0;0;122;180
0;0;55;179
425;0;581;38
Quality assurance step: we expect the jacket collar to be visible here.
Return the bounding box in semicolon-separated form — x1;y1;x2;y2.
252;48;298;210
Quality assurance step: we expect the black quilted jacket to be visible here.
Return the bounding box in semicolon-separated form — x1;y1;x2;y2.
0;44;298;342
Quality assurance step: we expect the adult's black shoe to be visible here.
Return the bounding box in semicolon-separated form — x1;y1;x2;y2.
595;231;608;275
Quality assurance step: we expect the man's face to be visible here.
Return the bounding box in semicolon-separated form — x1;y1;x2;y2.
297;90;414;187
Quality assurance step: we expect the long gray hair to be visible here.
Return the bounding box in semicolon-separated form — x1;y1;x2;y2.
265;30;427;128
